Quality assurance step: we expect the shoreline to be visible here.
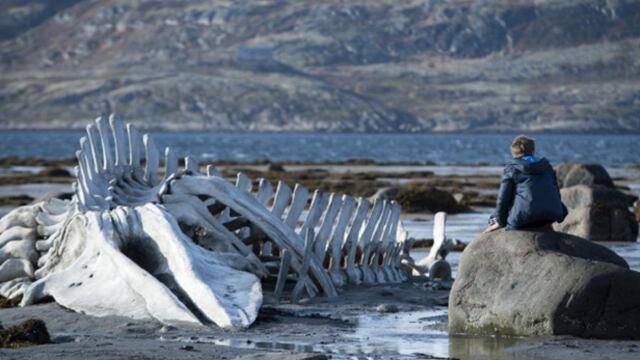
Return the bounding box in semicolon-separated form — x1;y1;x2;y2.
0;161;639;359
1;160;638;211
0;156;638;168
2;284;639;360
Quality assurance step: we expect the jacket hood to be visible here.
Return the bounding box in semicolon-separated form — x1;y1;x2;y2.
507;157;551;175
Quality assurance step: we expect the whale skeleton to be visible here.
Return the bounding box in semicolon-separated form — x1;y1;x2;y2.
0;115;444;329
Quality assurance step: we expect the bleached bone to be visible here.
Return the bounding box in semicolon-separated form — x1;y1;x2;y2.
0;114;427;328
166;175;336;297
327;195;356;287
313;193;343;259
0;277;30;300
408;212;453;280
361;200;390;284
0;116;265;329
417;212;447;269
273;249;292;301
214;166;415;294
0;227;36;247
0;239;39;264
373;201;401;283
345;198;370;284
256;179;273;205
271;181;292;218
0;259;34;283
23;206;261;328
291;229;314;304
284;184;308;227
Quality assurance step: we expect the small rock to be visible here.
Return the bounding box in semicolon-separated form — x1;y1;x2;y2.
434;298;449;306
158;325;176;333
412;238;434;248
394;184;467;214
0;319;52;348
555;185;638;242
180;345;195;351
267;163;285;172
0;295;21;308
555;163;614;188
37;166;71;177
376;304;399;313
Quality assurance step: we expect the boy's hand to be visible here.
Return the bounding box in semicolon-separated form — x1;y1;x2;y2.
482;223;501;233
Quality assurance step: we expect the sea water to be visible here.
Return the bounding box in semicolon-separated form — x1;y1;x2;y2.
0;131;639;166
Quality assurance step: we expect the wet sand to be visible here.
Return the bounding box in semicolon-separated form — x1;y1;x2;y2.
2;283;639;360
0;160;639;359
0;282;452;360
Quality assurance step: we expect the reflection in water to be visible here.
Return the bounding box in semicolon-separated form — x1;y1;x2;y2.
449;335;541;360
345;309;450;357
168;309;544;360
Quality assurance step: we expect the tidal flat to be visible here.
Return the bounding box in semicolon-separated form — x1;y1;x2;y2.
0;160;639;359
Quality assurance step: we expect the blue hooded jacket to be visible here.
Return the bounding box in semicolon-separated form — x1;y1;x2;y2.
492;156;568;230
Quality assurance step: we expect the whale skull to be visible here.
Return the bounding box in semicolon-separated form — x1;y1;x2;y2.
0;115;417;329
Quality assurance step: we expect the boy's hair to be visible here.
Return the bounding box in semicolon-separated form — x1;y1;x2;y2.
511;135;535;158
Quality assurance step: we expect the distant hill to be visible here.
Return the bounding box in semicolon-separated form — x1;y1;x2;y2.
0;0;639;132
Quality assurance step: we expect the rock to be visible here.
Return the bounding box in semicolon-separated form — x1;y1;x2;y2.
394;184;467;214
267;163;285;172
376;304;399;313
554;163;575;187
368;187;399;203
37;166;71;177
0;319;52;348
0;295;21;308
453;191;496;208
554;185;638;242
428;259;452;281
449;229;640;339
555;163;614;188
157;325;177;333
0;195;33;207
559;185;628;209
636;201;640;222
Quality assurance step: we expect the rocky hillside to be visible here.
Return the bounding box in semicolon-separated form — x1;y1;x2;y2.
0;0;639;132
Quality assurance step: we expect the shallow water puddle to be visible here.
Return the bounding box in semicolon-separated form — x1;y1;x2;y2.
165;309;541;359
343;308;450;357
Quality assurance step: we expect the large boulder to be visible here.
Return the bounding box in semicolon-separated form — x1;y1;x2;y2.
393;184;468;214
368;187;399;203
449;229;640;339
554;185;638;242
555;163;614;188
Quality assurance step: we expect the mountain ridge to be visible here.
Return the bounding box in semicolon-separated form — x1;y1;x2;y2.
0;0;639;132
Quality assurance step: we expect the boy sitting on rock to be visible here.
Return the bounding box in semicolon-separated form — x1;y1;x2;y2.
483;135;567;233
